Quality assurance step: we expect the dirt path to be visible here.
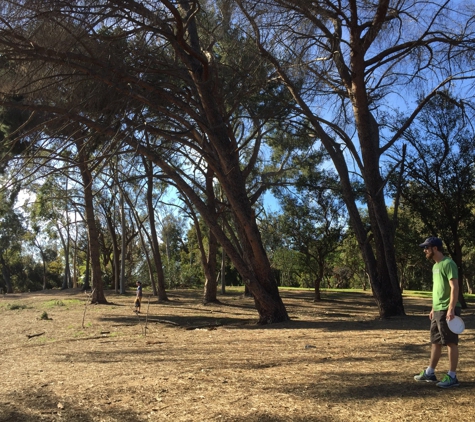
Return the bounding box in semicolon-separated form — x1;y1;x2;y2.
0;289;474;421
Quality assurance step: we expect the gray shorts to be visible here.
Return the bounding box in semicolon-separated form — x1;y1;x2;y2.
430;308;461;345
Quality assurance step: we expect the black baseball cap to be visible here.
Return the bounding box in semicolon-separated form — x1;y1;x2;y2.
419;237;443;248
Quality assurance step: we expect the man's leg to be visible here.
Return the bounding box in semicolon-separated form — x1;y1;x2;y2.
429;343;442;370
447;343;458;372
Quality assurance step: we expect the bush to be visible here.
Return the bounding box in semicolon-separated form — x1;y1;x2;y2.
39;311;50;320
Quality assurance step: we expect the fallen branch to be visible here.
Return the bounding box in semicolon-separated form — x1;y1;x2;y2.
26;332;45;340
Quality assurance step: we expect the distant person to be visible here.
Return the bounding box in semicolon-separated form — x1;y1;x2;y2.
135;281;143;313
414;237;461;388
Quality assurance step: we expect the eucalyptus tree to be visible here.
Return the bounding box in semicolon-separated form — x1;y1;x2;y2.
265;123;348;299
105;154;170;300
277;190;347;301
159;212;188;288
0;185;24;293
0;85;112;301
394;93;475;300
0;0;294;322
97;188;121;292
389;206;432;292
181;188;221;303
141;157;169;301
236;0;475;317
70;134;108;302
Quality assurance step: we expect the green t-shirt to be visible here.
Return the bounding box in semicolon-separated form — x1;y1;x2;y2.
432;256;460;311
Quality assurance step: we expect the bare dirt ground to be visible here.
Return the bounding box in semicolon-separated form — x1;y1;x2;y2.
0;288;474;422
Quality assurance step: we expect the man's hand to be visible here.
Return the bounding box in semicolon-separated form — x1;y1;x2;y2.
446;308;455;321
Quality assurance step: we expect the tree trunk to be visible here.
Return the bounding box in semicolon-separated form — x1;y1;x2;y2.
137;224;158;296
0;254;13;293
56;222;71;290
168;1;289;323
202;230;219;304
119;191;127;295
314;127;403;317
450;236;468;308
144;159;168;301
72;213;79;288
365;188;405;317
82;242;91;291
220;249;226;295
237;0;406;318
314;258;324;302
76;139;107;304
41;250;47;291
203;167;219;304
72;249;78;288
463;275;473;295
105;212;120;293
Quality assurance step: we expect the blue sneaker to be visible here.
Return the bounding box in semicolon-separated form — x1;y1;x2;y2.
414;370;437;382
436;374;460;388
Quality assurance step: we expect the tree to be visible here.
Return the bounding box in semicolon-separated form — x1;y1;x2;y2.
389;207;433;292
0;185;24;293
236;0;475;317
395;93;475;304
268;135;347;300
0;0;291;323
142;158;169;301
73;135;107;303
278;191;346;301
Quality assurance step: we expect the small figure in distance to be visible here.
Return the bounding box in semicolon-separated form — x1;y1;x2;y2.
134;281;143;314
414;237;461;388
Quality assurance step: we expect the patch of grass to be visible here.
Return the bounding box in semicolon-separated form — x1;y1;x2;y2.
43;299;83;309
7;303;28;310
463;293;475;303
402;290;432;298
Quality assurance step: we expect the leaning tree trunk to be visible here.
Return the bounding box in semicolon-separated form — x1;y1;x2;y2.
226;175;289;323
144;159;168;302
312;122;404;317
133;142;289;323
137;224;158;296
349;34;405;317
365;187;405;317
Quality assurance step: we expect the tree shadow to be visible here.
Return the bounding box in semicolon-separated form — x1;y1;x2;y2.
0;386;145;422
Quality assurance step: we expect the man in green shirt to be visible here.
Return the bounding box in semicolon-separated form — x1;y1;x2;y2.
414;237;461;388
